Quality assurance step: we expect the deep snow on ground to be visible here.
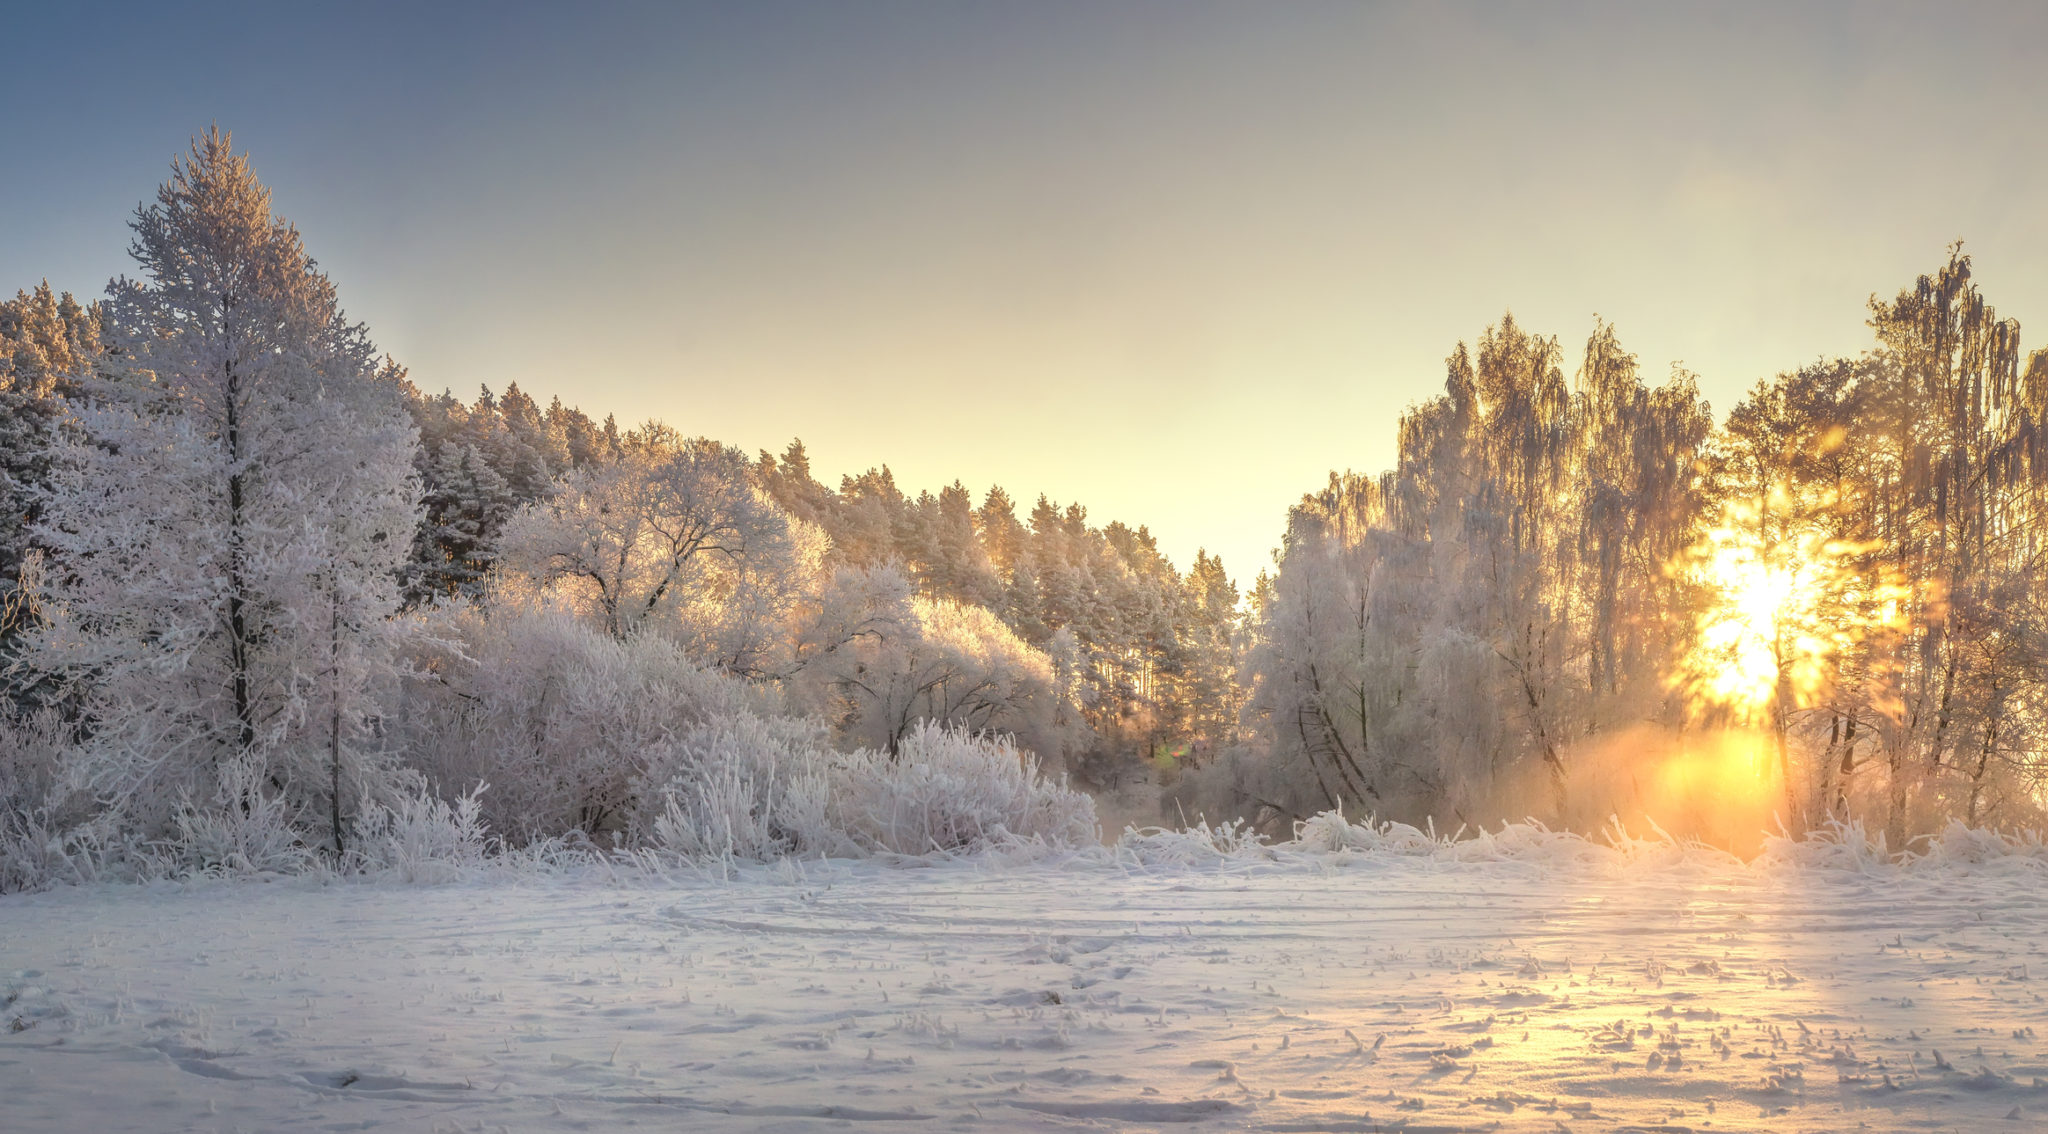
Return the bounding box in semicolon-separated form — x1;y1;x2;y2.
5;844;2048;1133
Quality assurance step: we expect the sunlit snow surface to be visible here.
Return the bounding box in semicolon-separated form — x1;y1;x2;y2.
6;844;2048;1132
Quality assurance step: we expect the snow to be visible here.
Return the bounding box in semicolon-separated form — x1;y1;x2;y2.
6;840;2048;1132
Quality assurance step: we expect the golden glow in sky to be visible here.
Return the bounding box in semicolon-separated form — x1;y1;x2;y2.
6;4;2047;583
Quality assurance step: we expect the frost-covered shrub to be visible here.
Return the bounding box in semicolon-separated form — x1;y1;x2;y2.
639;719;1096;862
1111;815;1268;866
138;759;318;879
343;784;493;882
643;713;839;861
0;812;131;892
398;600;1097;864
827;599;1062;755
1753;817;2048;874
1291;809;1417;853
828;722;1096;854
0;713;137;890
1916;820;2042;866
787;572;1083;770
1279;809;1683;869
397;601;773;841
0;711;115;890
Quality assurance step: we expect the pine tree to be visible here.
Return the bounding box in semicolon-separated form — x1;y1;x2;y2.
19;130;422;839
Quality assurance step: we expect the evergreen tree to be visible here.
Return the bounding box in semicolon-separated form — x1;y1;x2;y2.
19;130;422;841
0;284;100;684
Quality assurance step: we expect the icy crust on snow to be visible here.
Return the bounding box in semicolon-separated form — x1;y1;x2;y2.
7;823;2048;1133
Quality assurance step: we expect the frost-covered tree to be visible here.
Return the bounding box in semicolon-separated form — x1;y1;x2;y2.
398;381;620;606
500;427;823;674
0;281;99;396
754;443;1236;782
807;596;1069;759
1710;250;2048;843
17;130;421;842
1235;254;2048;846
1241;317;1712;828
0;283;100;687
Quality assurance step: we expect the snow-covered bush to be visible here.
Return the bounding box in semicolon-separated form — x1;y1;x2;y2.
1755;817;2048;874
1112;815;1269;867
0;711;130;891
643;713;838;861
137;759;319;879
342;784;494;882
397;600;772;841
1;711;125;893
0;813;126;892
827;722;1096;855
637;720;1097;864
397;598;1098;865
788;578;1082;768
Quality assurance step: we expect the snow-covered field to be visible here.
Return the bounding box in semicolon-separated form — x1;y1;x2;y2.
6;836;2048;1132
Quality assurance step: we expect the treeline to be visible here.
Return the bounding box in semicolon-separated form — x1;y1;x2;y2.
755;448;1243;776
8;130;2046;880
395;387;1244;774
1197;251;2048;849
0;132;1248;886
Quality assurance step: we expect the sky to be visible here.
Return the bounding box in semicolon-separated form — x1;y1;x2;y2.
4;2;2046;585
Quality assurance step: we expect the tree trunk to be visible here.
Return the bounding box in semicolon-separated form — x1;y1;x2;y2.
329;573;345;859
1884;740;1910;854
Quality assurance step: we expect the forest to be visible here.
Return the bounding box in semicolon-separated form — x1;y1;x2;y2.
4;131;2047;889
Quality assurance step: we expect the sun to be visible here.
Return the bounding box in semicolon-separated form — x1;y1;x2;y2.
1681;484;1913;728
1683;490;1854;725
1694;519;1795;715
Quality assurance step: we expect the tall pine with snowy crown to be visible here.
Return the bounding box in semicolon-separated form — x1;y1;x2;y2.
21;130;422;850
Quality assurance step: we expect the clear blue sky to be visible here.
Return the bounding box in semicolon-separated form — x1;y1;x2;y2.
5;2;2045;583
